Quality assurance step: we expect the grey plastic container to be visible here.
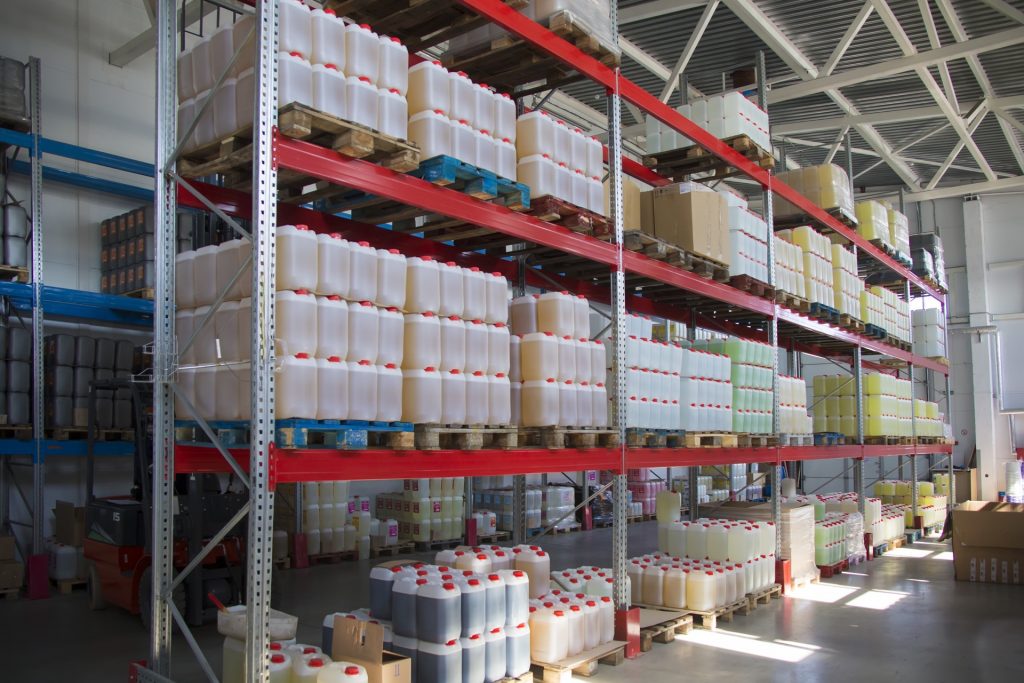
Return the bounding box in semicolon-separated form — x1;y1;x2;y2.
115;370;132;399
7;360;30;393
75;336;96;367
114;399;132;429
0;326;7;359
73;367;94;397
3;234;27;268
115;340;134;371
7;327;30;361
95;338;115;369
95;368;114;398
47;334;75;366
48;396;73;427
0;360;5;390
4;204;28;238
7;392;29;424
95;398;113;429
72;397;89;427
49;364;74;397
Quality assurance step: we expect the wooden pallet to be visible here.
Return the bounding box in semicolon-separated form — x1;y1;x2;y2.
273;557;291;571
775;290;811;313
52;577;87;595
609;230;730;282
519;427;618;450
308;550;359;565
775;205;857;231
816;558;849;579
175;419;415;450
411;154;530;210
863;435;902;446
813;432;846;446
729;274;775;300
476;532;511;545
526;195;609;237
537;523;581;536
442;8;621;93
179;102;420;191
778;433;814;447
530;640;624;683
0;265;30;283
123;287;154;300
638;607;693;652
0;424;33;440
49;427;134;442
414;425;519;450
370;541;415;558
791;570;820;590
688;597;750;631
808;301;841;325
746;583;783;610
643;134;774;181
926;356;950;366
737;433;778;448
414;538;463;552
496;673;534;683
683;432;739;448
864;323;888;340
839;314;866;334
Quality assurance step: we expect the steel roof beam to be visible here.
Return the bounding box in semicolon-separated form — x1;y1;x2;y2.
823;1;874;76
903;175;1024;201
980;0;1024;25
926;102;990;188
658;0;719;103
619;0;710;25
918;0;959;109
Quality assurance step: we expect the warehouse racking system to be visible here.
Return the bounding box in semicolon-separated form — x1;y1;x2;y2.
140;1;954;681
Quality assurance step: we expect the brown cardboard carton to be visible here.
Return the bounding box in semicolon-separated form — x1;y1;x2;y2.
54;500;85;547
332;617;411;683
0;535;14;561
0;559;24;589
603;177;645;237
641;184;729;265
952;501;1024;584
952;468;977;503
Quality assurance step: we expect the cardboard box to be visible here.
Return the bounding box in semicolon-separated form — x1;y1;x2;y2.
952;501;1024;584
54;500;86;547
953;468;977;503
0;535;15;561
640;184;729;265
0;559;24;589
332;618;411;683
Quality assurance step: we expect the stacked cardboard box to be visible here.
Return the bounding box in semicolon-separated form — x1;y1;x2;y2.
640;182;729;266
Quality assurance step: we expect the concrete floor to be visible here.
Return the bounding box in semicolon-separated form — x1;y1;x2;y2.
4;523;1020;682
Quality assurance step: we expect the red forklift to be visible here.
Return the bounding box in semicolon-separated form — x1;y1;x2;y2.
83;377;248;627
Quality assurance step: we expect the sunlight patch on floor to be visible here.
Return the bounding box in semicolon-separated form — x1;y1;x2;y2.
883;548;934;559
787;583;859;603
678;629;815;663
931;551;954;561
845;589;908;610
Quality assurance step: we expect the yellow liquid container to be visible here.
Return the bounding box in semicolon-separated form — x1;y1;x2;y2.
865;415;885;436
864;373;885;396
855;200;890;243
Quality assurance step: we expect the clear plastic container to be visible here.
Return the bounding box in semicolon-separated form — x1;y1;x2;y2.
408;109;450;160
177;98;196;153
312;63;346;120
377;363;403;422
462;267;487;322
375;248;407;309
509;295;538;336
520;331;558;381
451;118;476;163
557;336;576;382
278;51;313;108
348;241;378;303
378;36;408;95
554;162;572;202
233;66;254;131
277;224;318;291
408;60;450;116
348;360;379;421
346;75;379;129
315;233;350;298
344;23;379;84
570;128;587;173
486;323;510;376
587;176;603;215
276;353;317;419
441;369;467;425
465;371;489;425
576;382;593;427
348;301;380;364
276;289;318;357
378;88;407;139
484;272;508;324
517;154;556;199
489;373;511;425
464;319;489;374
192;245;219;307
553;120;572;166
522;378;559;427
537;291;574;337
191;93;212;146
440;316;466;372
517;111;554;159
177;49;194;100
591;383;608;427
474;128;495;173
215;238;246;302
558;380;577;427
496;137;516;180
438;261;464;318
316;357;348;420
406;256;440;313
529;608;568;664
586;136;603;178
310;7;345;69
279;0;311;57
191;37;213;95
449;71;475;127
403;366;443;423
231;14;256;76
403;312;441;370
377;306;404;367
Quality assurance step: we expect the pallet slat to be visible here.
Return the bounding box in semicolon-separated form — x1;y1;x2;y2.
643;135;774;180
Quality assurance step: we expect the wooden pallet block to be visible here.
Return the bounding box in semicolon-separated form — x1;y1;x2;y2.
370;541;415;558
729;274;775;300
53;577;87;595
411;154;530;210
688;597;749;631
308;550;359;564
746;583;783;610
637;608;693;652
0;587;20;601
123;287;154;300
643;135;774;180
519;427;618;450
737;433;778;448
839;314;866;333
414;425;519;450
778;433;814;447
531;640;624;683
527;195;607;236
0;265;30;283
683;432;739;448
625;429;668;448
276;419;416;450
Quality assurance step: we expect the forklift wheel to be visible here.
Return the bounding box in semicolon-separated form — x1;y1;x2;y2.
87;562;106;610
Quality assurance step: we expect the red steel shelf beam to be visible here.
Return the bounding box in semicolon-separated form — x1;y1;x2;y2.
455;0;943;303
174;443;952;481
271;139;948;375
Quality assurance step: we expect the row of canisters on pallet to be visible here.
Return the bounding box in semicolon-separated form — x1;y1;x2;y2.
645;91;771;155
785;492;906;545
812;373;947;438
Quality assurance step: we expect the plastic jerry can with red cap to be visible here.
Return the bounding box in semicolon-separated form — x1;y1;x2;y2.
450;118;476;163
509;295;537;336
369;565;404;620
278;51;313;108
576;382;593;427
417;581;462;644
377;306;404;367
504;622;530;677
558;380;577;427
347;360;378;421
456;551;492;574
275;289;317;356
449;71;475;125
529;607;568;664
587;175;603;215
456;575;487;638
312;63;346;120
293;653;330;683
405;256;440;313
348;240;378;304
516;111;554;158
344;23;379;84
484;627;506;683
275;354;317;419
375;248;407;309
378;87;407;139
441;369;466;425
493;92;516;142
462;267;488;322
316;357;348;420
488;374;511;426
486;323;510;375
498;569;530;626
513;548;550;599
403;312;441;370
345;75;378;129
409;109;450;160
464;371;489;425
316;233;350;298
536;291;574;337
557;336;575;383
279;0;311;57
495;137;516;180
483;272;508;325
440;316;466;372
347;301;379;364
402;366;442;424
418;639;462;683
408;61;449;116
521;378;558;428
377;363;403;422
277;224;318;291
474;128;496;174
554;161;572;203
267;651;291;683
311;7;345;68
316;295;348;360
318;662;368;683
461;633;485;683
483;573;506;631
474;83;494;134
392;575;423;638
463;319;489;374
378;35;408;94
517;154;555;199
